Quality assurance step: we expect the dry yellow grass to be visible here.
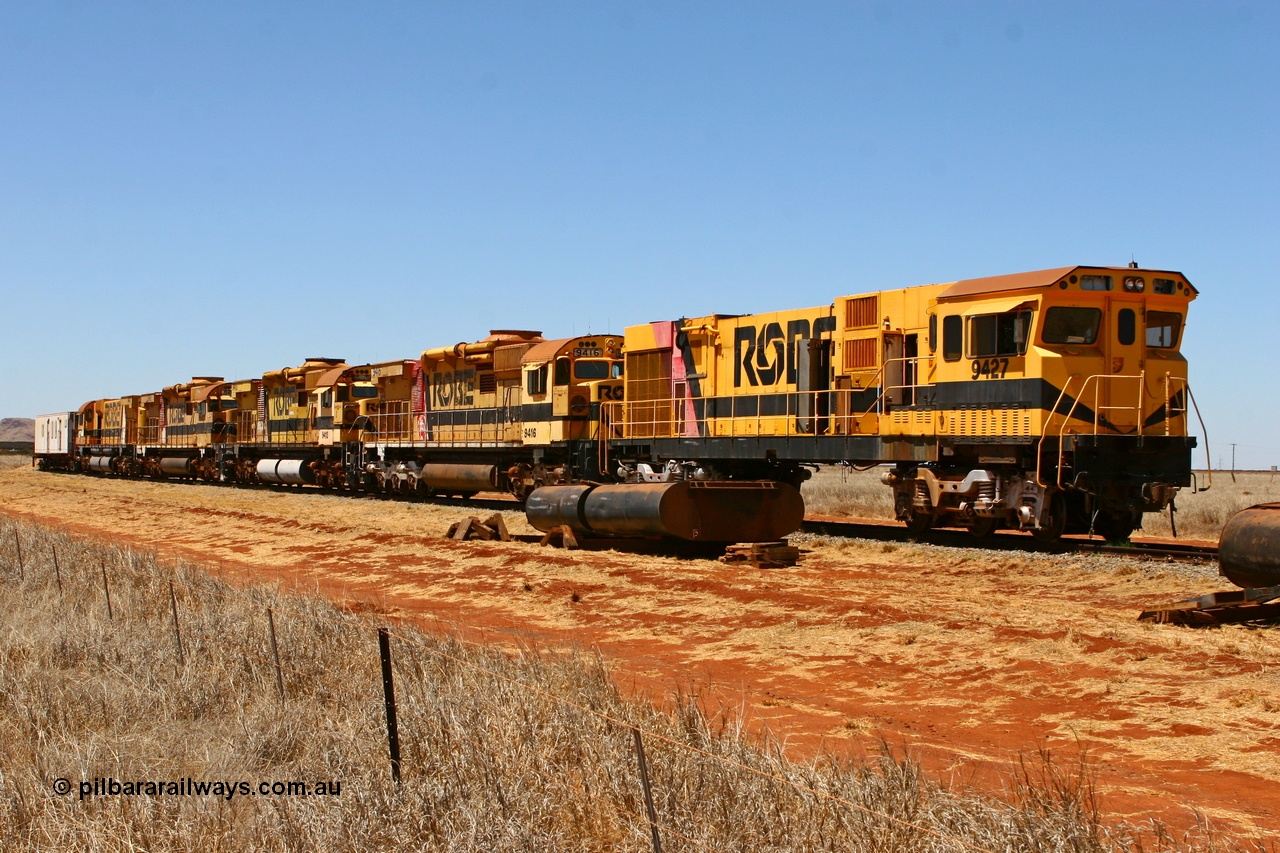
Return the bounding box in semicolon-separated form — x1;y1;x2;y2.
802;465;895;519
0;453;31;471
0;517;1221;852
4;459;1280;845
1140;471;1280;540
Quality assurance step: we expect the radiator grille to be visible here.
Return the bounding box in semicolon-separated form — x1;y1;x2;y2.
625;350;672;438
845;295;879;329
843;338;878;371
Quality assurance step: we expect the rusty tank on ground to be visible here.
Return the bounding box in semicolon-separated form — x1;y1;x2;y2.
525;480;805;542
1219;503;1280;589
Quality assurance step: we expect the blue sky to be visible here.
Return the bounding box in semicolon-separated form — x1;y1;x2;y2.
3;2;1277;468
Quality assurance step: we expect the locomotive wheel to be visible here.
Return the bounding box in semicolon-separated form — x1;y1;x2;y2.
1093;510;1137;543
1031;494;1067;543
969;517;997;539
903;510;933;534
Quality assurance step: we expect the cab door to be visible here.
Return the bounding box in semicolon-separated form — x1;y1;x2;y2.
1104;298;1145;432
882;332;904;406
551;356;571;418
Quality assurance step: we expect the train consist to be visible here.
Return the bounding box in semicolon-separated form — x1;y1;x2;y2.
36;263;1204;547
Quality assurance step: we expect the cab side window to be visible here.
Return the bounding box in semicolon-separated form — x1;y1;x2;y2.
554;357;571;386
526;365;549;396
942;315;962;361
1146;311;1182;348
1042;307;1102;345
968;310;1031;358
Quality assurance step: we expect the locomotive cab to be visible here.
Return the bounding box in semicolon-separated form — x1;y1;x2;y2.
520;335;622;446
75;396;141;474
1034;271;1191;437
888;265;1199;541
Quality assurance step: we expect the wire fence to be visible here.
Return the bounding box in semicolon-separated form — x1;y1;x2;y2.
0;517;1192;853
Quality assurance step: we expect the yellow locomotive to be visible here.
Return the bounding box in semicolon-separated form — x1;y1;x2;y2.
40;263;1202;545
57;330;625;501
606;264;1200;541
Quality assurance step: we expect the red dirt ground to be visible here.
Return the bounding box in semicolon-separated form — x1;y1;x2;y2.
3;463;1278;845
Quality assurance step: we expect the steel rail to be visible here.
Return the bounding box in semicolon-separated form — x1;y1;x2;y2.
800;516;1218;562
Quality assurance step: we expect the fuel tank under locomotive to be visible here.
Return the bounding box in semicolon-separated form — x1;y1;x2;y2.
1219;503;1280;588
525;480;805;542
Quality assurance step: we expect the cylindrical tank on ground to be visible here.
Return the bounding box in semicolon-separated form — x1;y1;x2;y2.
159;457;193;476
525;484;595;533
420;464;497;493
1219;503;1280;588
525;480;805;542
88;456;115;473
256;458;316;485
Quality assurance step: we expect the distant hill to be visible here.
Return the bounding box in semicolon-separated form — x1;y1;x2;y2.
0;418;34;442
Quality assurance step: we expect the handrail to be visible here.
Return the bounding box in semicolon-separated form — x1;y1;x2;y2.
613;383;937;442
1183;381;1212;493
1036;374;1080;487
1050;374;1101;490
1049;373;1136;489
1040;371;1194;490
853;355;936;419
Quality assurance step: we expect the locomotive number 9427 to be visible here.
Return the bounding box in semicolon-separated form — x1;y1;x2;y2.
970;357;1010;380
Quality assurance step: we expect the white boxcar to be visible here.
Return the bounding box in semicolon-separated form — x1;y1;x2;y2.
35;412;74;456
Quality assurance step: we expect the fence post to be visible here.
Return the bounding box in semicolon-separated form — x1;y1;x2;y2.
101;560;113;621
52;545;63;596
266;607;286;703
377;627;402;785
169;581;185;667
632;726;663;853
13;528;23;581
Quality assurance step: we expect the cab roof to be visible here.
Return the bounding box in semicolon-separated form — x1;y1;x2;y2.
522;337;574;365
937;265;1194;300
521;335;619;365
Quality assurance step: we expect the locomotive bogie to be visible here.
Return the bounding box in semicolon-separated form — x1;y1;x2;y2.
883;465;1056;537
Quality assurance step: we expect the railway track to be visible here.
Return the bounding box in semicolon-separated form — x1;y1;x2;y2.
49;468;1222;562
356;490;1220;563
800;516;1219;563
